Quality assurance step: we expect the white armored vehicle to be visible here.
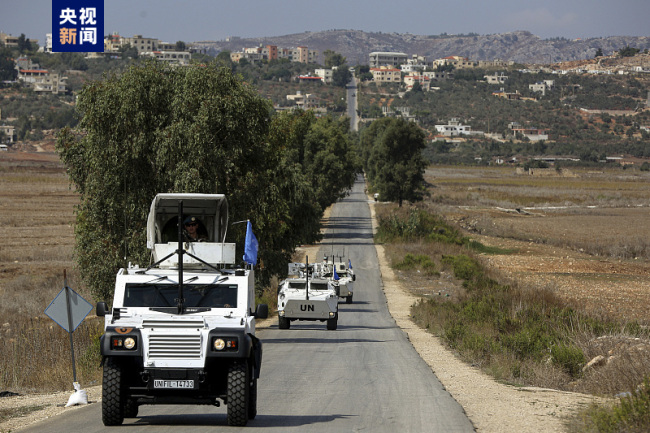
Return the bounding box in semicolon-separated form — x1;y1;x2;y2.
96;193;268;427
277;261;339;330
321;256;355;304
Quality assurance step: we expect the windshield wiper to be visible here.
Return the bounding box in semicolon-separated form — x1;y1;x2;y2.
144;276;169;284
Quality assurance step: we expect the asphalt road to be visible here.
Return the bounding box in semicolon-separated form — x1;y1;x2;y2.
346;76;358;132
21;175;474;432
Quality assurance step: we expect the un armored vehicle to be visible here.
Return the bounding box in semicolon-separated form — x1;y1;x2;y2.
277;261;339;330
321;256;355;304
96;193;268;427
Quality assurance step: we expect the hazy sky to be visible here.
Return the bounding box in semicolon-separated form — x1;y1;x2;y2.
1;0;648;46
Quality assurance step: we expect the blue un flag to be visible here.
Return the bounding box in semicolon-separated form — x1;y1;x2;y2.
243;221;258;265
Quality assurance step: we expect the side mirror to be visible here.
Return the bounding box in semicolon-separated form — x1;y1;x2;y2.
352;274;356;281
255;304;269;319
96;301;109;317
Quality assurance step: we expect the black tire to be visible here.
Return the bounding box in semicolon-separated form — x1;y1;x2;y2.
124;398;139;418
227;361;249;426
278;314;290;329
102;357;125;426
248;377;257;420
327;313;338;330
346;293;353;304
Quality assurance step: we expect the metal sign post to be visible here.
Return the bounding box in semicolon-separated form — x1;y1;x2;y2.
44;270;93;384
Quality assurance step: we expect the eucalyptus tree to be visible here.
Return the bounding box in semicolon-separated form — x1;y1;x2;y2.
57;61;275;299
57;61;359;299
362;117;427;207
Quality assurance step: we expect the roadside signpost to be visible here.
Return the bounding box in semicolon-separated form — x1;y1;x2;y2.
44;271;93;383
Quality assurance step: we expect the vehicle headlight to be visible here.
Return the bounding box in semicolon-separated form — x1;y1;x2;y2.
212;337;238;351
111;336;137;350
124;337;136;350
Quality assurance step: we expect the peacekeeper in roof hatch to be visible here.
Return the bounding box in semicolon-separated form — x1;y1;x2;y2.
183;216;208;242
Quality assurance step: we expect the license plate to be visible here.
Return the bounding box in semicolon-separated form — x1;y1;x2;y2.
153;380;194;389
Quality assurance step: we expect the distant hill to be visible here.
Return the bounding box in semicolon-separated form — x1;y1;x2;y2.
191;29;650;65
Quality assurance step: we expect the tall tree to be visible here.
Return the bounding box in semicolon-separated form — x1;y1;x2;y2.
0;47;18;81
363;118;427;207
323;49;346;68
332;65;352;87
56;61;274;300
56;61;359;299
302;115;359;210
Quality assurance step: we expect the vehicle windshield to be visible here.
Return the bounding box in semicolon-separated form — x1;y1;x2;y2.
124;283;238;308
287;281;307;290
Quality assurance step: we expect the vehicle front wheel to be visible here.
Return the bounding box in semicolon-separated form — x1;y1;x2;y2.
327;313;338;330
124;398;139;418
278;314;290;329
102;357;125;426
227;361;250;426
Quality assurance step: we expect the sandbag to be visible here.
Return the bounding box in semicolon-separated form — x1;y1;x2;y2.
65;382;88;407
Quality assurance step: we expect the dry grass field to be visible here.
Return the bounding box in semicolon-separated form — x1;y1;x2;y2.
0;151;103;393
1;154;649;394
422;165;650;324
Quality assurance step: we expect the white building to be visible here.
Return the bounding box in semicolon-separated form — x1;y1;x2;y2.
314;68;334;84
369;52;408;68
485;72;508;84
435;118;483;137
286;91;319;109
141;51;191;65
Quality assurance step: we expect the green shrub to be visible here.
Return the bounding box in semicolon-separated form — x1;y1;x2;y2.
442;254;482;282
576;376;650;432
394;253;439;276
551;343;585;378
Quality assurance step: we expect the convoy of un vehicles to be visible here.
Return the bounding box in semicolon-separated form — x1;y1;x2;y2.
96;193;268;427
276;256;356;330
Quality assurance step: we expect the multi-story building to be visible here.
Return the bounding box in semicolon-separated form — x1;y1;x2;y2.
314;68;334;84
371;66;402;83
434;55;476;69
286;91;319;109
529;80;555;96
141;51;191;65
435;118;479;136
485;72;509;84
0;125;15;144
422;71;453;81
404;75;431;91
122;35;159;53
264;45;278;61
0;32;38;49
103;33;123;52
230;51;263;63
369;52;408;68
233;45;316;63
18;69;67;94
509;122;548;141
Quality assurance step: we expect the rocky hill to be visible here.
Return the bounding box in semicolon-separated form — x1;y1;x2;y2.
191;29;650;65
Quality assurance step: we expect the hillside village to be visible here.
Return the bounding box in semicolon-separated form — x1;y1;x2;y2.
1;30;650;167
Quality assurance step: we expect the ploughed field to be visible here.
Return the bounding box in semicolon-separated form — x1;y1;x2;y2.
0;151;80;319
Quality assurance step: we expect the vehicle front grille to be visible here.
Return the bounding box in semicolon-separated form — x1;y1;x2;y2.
142;319;205;360
148;333;202;359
